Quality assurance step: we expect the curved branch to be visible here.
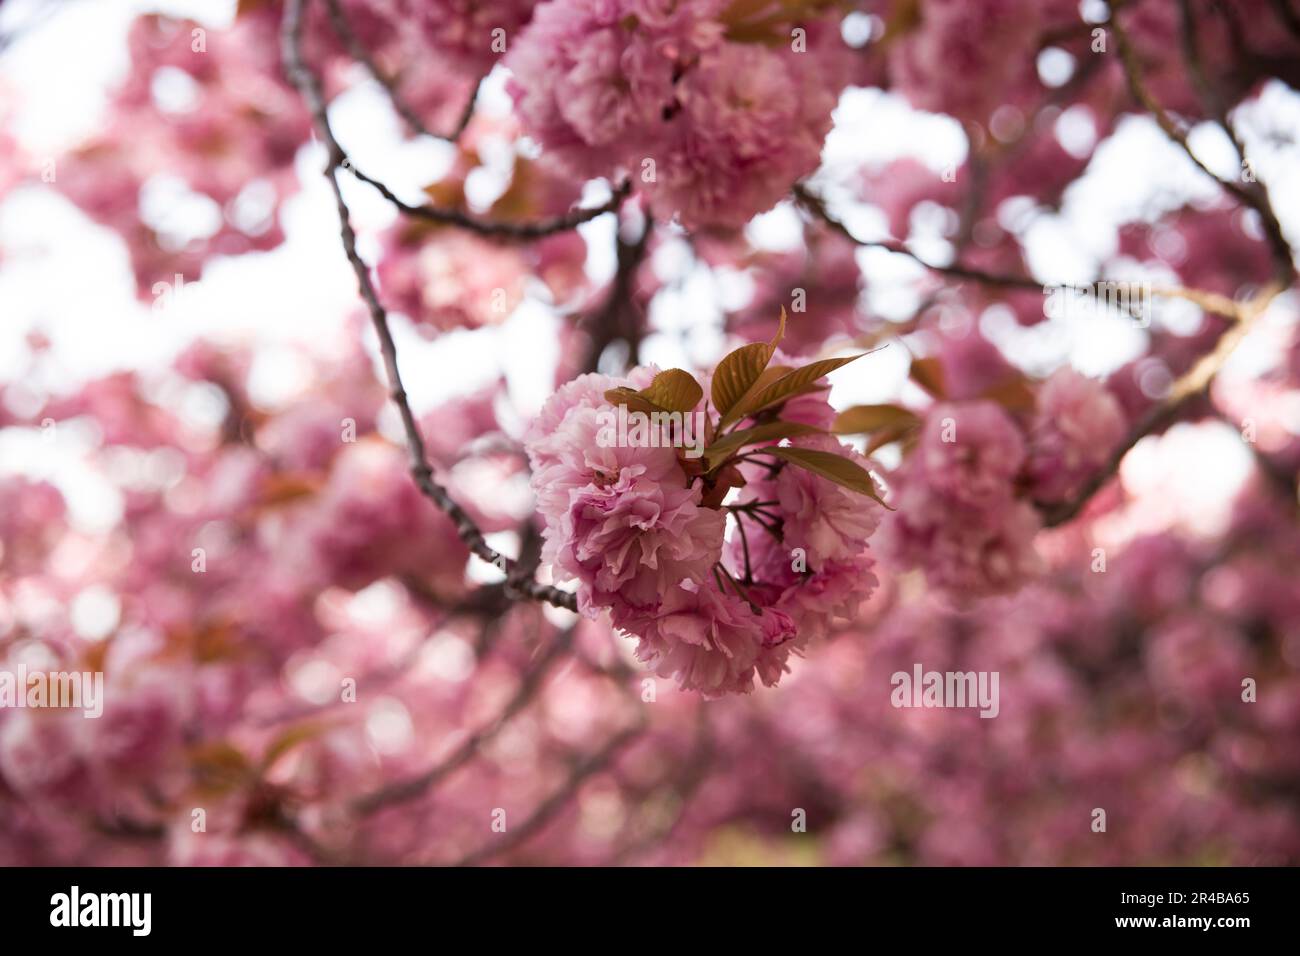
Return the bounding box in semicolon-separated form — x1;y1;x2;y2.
1040;282;1283;526
794;182;1045;292
449;721;645;867
281;0;577;612
352;625;575;815
797;182;1256;321
1108;3;1295;284
324;0;481;142
341;160;631;240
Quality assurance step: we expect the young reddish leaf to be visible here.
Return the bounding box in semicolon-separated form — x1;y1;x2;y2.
979;375;1036;413
189;741;254;796
604;386;666;415
909;356;947;398
746;363;793;395
259;472;325;509
701;463;747;509
236;0;273;16
703;421;824;470
713;308;787;426
761;445;892;507
833;404;921;435
865;422;918;455
737;352;867;420
639;368;704;413
712;345;773;421
261;720;338;774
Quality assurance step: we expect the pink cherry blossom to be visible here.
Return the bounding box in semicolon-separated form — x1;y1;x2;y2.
527;371;723;617
5;0;1300;871
620;581;775;696
1026;368;1128;502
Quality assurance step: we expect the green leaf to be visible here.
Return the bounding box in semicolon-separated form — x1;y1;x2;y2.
639;368;704;413
737;352;867;420
761;446;891;507
713;308;787;428
703;421;824;470
833;403;920;435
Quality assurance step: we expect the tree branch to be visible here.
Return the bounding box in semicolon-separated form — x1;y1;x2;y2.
796;182;1253;320
323;0;481;142
340;160;631;240
1029;5;1300;526
793;182;1045;292
351;625;575;815
449;721;645;867
1040;282;1283;526
280;0;577;612
1108;3;1295;284
577;215;654;372
314;0;632;241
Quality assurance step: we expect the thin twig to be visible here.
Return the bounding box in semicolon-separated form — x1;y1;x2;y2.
281;0;577;612
323;0;480;142
796;182;1254;320
734;512;754;583
794;182;1044;292
1108;3;1295;283
1041;282;1283;526
578;216;654;371
1030;3;1300;525
352;626;575;815
450;721;645;867
1148;284;1249;320
341;161;632;241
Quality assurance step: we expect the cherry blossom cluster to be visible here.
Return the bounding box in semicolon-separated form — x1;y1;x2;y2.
3;0;1299;869
526;325;886;694
4;327;1299;864
53;14;310;297
882;367;1126;597
505;0;854;228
